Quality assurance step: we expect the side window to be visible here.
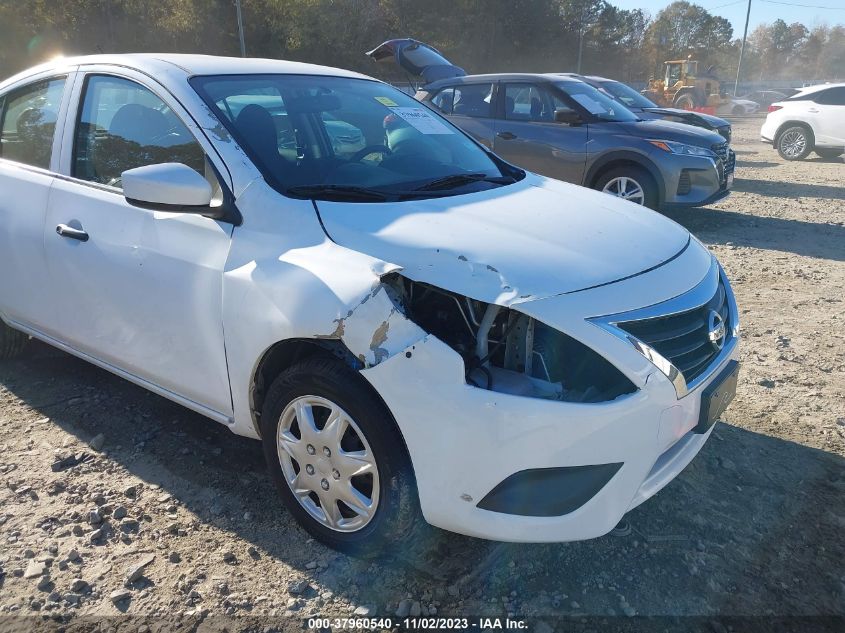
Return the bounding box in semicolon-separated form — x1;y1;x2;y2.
73;75;205;187
815;88;845;106
451;83;494;118
504;84;570;122
430;88;456;114
0;77;66;169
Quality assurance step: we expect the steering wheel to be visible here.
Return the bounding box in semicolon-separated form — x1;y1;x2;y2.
349;144;391;163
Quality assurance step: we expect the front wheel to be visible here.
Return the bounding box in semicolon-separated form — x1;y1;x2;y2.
815;148;843;160
0;321;29;359
260;356;422;557
776;125;813;161
674;93;695;110
595;166;658;210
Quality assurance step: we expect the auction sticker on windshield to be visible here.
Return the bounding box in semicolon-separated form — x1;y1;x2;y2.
375;96;398;107
390;107;454;134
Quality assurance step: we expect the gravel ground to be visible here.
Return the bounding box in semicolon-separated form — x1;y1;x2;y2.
0;117;843;631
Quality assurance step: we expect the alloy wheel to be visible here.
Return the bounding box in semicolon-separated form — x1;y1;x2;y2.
779;129;806;159
601;176;645;205
276;395;380;532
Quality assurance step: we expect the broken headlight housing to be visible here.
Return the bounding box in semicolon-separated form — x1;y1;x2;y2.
383;273;636;403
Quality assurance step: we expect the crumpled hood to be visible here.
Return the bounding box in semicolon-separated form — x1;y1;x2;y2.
641;107;730;129
617;119;725;146
316;176;691;306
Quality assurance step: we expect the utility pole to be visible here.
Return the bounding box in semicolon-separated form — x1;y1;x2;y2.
576;1;586;73
235;0;246;57
734;0;752;96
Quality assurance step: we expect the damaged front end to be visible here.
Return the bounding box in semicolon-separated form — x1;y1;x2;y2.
378;273;636;403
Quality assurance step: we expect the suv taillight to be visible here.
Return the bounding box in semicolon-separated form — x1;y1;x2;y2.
768;105;783;113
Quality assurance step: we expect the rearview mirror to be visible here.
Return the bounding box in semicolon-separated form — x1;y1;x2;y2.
554;108;583;125
123;163;213;211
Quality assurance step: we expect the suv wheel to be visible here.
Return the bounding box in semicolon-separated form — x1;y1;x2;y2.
815;148;843;160
596;167;657;209
0;322;29;360
260;356;422;557
776;125;813;161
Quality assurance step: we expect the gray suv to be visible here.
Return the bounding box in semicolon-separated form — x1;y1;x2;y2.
368;40;734;210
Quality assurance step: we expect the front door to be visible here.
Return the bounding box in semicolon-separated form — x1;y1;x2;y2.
493;83;588;184
44;71;234;418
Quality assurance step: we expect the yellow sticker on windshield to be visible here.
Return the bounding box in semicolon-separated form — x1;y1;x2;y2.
375;96;398;107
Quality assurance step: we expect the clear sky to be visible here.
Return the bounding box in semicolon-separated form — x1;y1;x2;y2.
617;0;845;36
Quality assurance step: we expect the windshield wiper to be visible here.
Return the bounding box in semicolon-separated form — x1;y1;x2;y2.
286;184;390;202
413;173;515;192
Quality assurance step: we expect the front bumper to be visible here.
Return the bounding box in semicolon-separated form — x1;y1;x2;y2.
656;152;734;208
362;251;739;542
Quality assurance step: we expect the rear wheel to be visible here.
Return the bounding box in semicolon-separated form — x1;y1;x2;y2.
0;322;29;360
815;148;843;160
732;105;744;115
776;125;813;161
260;356;423;557
595;166;658;210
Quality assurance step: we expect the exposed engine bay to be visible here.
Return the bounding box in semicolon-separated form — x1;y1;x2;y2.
382;273;636;403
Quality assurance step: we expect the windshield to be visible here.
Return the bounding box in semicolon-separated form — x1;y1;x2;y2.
553;81;638;122
191;74;515;201
597;80;657;110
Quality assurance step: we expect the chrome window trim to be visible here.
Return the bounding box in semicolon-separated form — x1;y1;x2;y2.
589;256;739;399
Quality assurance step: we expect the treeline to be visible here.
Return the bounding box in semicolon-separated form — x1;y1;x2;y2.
1;0;843;86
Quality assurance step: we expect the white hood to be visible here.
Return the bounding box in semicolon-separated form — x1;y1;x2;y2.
317;176;691;306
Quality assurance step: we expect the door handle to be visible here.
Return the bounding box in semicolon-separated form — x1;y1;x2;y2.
497;131;517;140
56;224;89;242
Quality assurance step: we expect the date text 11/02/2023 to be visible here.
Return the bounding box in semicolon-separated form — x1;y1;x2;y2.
306;617;529;630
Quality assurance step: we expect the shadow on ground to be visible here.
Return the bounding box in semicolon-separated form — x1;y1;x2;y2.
663;205;845;261
732;178;845;201
1;342;844;618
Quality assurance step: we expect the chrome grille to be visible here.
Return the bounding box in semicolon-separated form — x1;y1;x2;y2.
616;279;730;383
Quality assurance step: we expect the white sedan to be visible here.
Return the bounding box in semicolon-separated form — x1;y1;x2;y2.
761;83;845;161
0;54;739;554
716;98;759;116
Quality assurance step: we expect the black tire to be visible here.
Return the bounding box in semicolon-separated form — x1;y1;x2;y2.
260;355;422;557
594;166;659;210
0;321;29;360
815;148;843;160
732;105;744;116
776;125;814;161
674;93;695;110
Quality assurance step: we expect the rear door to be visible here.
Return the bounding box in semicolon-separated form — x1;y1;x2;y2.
493;82;587;184
0;71;75;332
811;87;845;145
430;82;497;149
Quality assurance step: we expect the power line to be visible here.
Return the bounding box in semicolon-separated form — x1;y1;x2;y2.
758;0;845;9
708;0;747;10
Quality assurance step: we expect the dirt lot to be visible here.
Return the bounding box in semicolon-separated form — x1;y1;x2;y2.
0;117;843;631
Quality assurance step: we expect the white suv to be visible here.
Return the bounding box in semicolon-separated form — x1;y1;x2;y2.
0;55;739;555
761;83;845;161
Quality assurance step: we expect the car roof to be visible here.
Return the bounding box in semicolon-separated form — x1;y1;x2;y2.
794;82;845;95
425;72;583;90
1;53;374;89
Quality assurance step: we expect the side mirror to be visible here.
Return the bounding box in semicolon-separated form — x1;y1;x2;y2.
554;108;583;125
122;163;214;212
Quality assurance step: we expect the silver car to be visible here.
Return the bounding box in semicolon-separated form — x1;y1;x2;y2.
368;39;734;210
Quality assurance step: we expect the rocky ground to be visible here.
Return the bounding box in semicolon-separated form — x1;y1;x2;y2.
0;117;843;632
